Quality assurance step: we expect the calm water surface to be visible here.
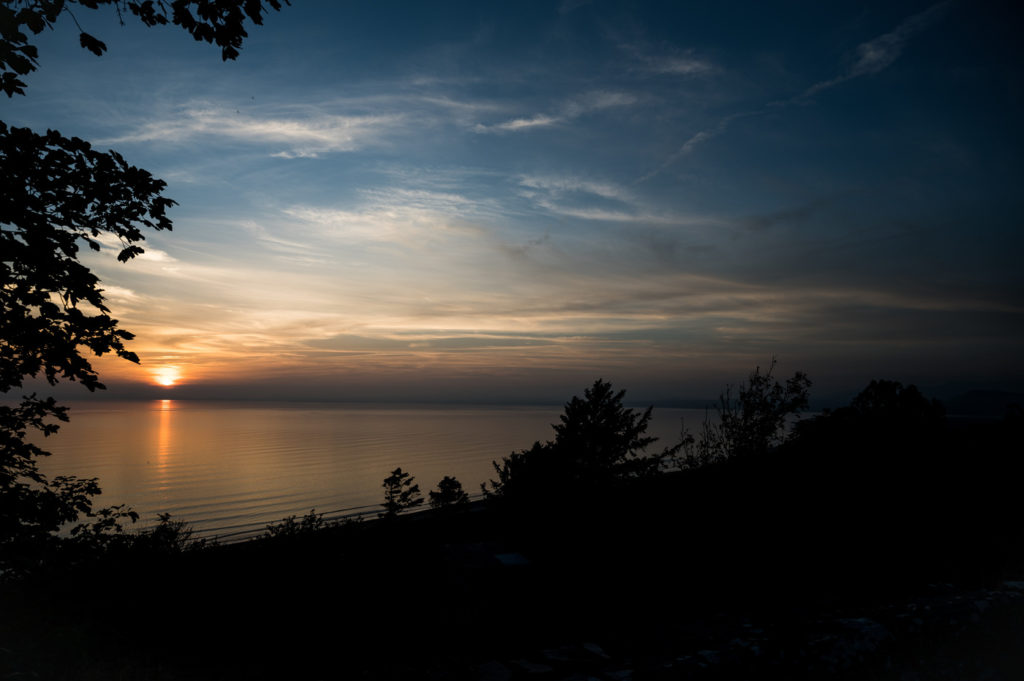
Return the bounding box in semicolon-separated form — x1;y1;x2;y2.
36;400;703;539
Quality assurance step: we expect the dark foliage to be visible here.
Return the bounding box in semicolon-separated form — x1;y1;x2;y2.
675;359;811;468
429;475;469;510
1;378;1022;679
715;358;811;459
264;508;325;538
1;0;289;98
763;380;1024;592
1;0;285;577
132;512;207;552
487;378;673;501
789;379;947;472
0;393;141;577
1;122;173;391
381;467;423;518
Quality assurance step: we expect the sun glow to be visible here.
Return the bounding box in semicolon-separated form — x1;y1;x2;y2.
153;366;182;387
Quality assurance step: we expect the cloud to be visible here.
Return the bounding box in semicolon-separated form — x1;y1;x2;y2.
473;90;635;134
518;175;631;201
517;174;714;228
558;0;592;14
562;91;637;116
474;114;559;133
739;201;824;232
89;232;178;263
517;174;642;221
642;54;714;76
638;2;954;181
234;222;333;266
801;0;954;98
532;203;650;222
88;200;1020;395
309;332;560;353
99;285;141;307
636;111;756;183
618;42;715;77
283;188;488;245
660;57;713;75
415;95;502;115
105;105;406;157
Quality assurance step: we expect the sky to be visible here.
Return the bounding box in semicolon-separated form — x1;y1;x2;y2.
7;0;1024;405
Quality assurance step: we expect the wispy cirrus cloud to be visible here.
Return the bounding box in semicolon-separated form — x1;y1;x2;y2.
477;114;560;133
100;92;511;156
473;90;635;134
648;56;714;76
638;1;955;181
518;175;631;201
105;105;407;157
636;52;715;77
558;0;593;15
517;174;643;221
517;174;713;226
283;188;489;245
635;111;758;183
800;0;955;98
617;41;716;77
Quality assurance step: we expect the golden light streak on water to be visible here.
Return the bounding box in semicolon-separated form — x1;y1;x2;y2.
156;399;173;490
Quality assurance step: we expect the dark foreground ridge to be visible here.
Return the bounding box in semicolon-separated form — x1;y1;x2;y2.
2;377;1023;679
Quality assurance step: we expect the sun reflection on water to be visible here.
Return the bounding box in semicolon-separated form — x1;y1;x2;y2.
156;399;173;489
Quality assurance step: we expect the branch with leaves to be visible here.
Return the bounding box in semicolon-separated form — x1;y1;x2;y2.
0;0;287;577
1;0;289;97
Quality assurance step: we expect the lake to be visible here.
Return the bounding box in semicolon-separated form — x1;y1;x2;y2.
35;400;706;541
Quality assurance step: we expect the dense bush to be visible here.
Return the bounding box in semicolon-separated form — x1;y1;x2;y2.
429;476;470;510
264;509;326;538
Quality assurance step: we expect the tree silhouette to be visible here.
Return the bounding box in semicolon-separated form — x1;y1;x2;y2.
791;379;944;457
1;0;286;576
380;468;423;518
673;361;810;469
553;378;662;477
428;475;469;510
709;359;811;461
487;379;672;500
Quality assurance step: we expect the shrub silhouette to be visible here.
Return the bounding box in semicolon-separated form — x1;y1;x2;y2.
265;509;326;538
675;359;811;468
429;476;469;510
138;513;209;553
380;468;423;518
715;359;811;459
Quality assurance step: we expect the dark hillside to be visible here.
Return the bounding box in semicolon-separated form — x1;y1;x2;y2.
3;381;1023;679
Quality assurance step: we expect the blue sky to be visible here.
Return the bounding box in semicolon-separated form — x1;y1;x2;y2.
8;0;1023;404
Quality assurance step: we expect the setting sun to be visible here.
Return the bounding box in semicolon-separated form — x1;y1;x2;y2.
153;366;182;387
